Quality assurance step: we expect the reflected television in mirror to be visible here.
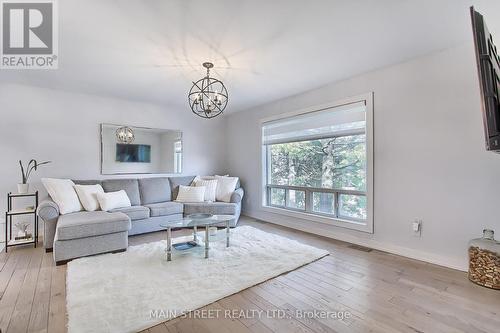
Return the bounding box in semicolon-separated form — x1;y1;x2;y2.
116;144;151;163
101;124;182;175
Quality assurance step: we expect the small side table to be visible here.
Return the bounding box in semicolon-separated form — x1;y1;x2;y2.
5;191;39;252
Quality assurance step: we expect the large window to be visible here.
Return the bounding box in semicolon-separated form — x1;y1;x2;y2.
262;96;373;232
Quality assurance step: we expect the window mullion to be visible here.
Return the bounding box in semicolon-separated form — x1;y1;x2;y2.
305;189;312;213
334;192;339;218
267;186;271;206
265;145;271;185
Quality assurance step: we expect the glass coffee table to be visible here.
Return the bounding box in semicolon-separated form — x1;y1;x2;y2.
159;214;235;261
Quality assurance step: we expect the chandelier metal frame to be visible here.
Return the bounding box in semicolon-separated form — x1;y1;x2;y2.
188;62;228;119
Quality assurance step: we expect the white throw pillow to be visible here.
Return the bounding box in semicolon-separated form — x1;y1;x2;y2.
175;185;205;203
96;190;131;211
74;184;104;211
193;179;218;202
41;178;83;215
215;175;239;203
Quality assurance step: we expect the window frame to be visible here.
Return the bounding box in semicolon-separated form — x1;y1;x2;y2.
174;140;182;173
260;93;374;233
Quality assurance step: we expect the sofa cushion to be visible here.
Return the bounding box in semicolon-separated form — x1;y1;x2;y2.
175;185;205;203
168;176;196;200
183;202;237;216
97;190;131;211
138;177;171;204
41;178;83;215
197;175;240;189
102;179;141;206
215;176;239;202
57;211;131;241
110;205;149;221
74;184;105;211
145;202;183;217
193;179;218;202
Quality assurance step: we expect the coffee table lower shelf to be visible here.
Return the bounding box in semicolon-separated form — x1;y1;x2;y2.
160;215;234;262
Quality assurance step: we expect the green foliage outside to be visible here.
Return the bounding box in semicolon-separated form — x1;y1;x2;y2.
268;134;366;219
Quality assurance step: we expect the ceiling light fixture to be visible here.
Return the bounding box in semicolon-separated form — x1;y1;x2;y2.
116;126;135;144
188;62;228;119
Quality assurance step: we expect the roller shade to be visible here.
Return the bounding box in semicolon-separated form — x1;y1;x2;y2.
262;101;366;145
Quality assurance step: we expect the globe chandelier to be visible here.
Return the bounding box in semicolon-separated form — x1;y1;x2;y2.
115;126;135;144
188;62;228;119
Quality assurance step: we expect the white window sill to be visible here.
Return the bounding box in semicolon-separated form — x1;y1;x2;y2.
261;205;373;233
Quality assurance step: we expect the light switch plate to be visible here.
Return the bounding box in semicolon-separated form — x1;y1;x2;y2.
412;221;420;232
412;220;422;237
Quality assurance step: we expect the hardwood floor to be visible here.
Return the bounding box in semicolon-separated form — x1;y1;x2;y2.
0;216;498;333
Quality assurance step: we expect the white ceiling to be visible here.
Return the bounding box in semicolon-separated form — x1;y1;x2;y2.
2;0;499;113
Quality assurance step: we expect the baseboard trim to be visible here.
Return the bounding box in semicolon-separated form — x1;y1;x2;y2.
242;210;468;272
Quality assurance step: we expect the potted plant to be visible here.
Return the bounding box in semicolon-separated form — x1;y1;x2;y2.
18;159;51;194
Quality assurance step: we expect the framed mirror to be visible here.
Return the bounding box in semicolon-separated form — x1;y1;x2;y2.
100;124;182;175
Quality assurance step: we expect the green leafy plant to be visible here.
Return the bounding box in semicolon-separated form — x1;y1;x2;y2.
19;159;51;184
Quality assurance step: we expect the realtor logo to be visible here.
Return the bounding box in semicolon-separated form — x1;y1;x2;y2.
1;0;58;69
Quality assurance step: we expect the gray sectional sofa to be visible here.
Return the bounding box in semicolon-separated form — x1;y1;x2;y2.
37;176;244;264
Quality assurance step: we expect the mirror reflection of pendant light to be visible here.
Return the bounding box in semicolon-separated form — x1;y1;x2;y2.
116;126;135;144
188;62;228;119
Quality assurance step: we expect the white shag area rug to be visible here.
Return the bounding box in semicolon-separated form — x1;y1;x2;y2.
66;225;329;333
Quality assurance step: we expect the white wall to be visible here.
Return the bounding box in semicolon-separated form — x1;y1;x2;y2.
0;84;226;209
225;43;500;271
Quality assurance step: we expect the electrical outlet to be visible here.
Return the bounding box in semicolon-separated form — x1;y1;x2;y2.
412;219;422;237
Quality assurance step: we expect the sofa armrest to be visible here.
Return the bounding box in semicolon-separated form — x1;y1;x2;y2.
37;199;59;221
230;187;244;204
37;199;60;250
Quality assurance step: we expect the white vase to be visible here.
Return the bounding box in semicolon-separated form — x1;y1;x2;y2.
17;183;29;194
209;226;218;236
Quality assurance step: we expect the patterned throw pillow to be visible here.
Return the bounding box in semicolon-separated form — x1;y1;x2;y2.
175;185;206;203
193;179;218;202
